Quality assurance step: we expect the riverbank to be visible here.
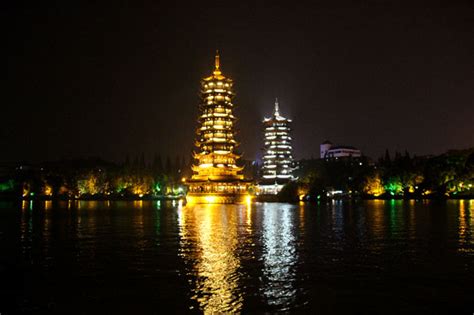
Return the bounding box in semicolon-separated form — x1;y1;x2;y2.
0;193;472;202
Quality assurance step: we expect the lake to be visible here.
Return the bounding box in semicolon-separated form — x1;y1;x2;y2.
0;200;473;314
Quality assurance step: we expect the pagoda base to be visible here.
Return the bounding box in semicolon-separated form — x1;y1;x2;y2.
186;192;252;204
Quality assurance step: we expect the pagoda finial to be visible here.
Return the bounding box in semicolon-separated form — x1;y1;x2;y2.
274;98;280;116
213;50;221;75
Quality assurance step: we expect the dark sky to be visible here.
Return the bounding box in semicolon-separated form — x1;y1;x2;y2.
4;1;474;164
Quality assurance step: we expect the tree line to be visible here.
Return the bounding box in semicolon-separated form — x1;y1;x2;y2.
0;155;191;199
279;148;474;202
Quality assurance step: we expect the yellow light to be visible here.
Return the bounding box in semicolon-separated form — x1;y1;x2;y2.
205;195;217;203
22;185;29;198
182;177;186;183
44;184;53;196
245;195;252;204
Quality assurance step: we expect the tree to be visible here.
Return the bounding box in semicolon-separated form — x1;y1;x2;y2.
363;171;384;196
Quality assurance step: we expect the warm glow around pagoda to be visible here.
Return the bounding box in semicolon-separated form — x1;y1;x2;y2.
186;52;253;204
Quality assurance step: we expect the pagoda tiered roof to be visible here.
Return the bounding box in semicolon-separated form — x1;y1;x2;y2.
189;51;246;186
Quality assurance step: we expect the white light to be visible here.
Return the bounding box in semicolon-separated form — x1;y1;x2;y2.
263;175;277;179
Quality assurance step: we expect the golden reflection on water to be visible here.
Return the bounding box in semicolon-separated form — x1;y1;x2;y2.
21;200;29;211
298;202;305;230
458;200;466;241
77;200;100;210
457;200;473;252
246;201;252;232
369;200;386;239
12;199;474;312
20;201;33;256
133;200;144;209
178;204;243;313
44;200;52;210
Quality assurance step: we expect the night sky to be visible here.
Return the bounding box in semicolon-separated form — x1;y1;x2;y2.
4;1;474;164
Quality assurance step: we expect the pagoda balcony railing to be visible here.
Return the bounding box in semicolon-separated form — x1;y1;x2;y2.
188;184;248;194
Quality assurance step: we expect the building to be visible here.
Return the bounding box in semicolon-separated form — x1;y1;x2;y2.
186;52;253;204
320;140;362;159
259;99;295;195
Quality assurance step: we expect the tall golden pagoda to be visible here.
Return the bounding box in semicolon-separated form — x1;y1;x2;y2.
186;52;253;204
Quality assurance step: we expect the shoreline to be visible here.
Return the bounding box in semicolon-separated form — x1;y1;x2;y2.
1;195;472;202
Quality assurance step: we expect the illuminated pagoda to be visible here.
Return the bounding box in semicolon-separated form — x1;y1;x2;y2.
186;52;253;204
258;99;295;195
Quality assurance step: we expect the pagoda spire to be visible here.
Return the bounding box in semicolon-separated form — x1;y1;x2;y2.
274;98;280;116
213;50;221;75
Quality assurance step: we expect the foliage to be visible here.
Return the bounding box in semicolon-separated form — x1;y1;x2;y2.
363;171;384;196
3;156;188;199
288;148;474;200
0;179;15;192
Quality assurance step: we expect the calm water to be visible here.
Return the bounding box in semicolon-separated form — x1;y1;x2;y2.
1;200;473;314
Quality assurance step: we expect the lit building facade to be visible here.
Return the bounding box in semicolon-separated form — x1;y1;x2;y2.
258;99;295;195
320;140;362;159
186;52;253;204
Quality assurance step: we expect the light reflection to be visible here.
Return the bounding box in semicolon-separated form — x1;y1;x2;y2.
20;201;33;257
22;200;29;211
458;200;466;241
408;200;416;241
246;200;252;231
388;199;406;237
470;200;474;226
133;202;145;266
76;201;98;262
41;202;52;266
261;203;297;309
178;204;243;313
389;199;396;235
331;200;344;239
369;200;386;240
133;200;144;209
11;199;474;312
298;203;305;230
44;200;52;210
77;200;100;210
457;200;472;252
